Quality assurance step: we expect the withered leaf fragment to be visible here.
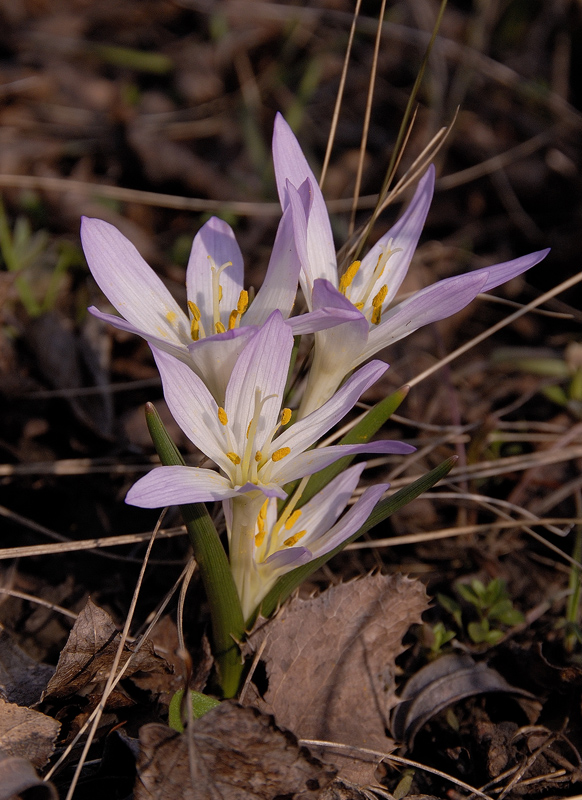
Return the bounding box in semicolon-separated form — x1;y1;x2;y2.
43;598;171;701
243;573;428;784
0;627;54;706
134;701;335;799
0;698;60;768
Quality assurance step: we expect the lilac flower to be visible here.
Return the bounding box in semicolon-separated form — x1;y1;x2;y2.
126;310;413;507
272;113;551;415
232;464;388;618
82;183;359;403
126;311;414;614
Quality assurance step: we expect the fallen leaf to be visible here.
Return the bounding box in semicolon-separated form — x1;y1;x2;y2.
0;698;60;768
243;574;428;784
134;701;335;799
391;652;538;747
0;754;58;800
0;627;54;706
43;598;171;701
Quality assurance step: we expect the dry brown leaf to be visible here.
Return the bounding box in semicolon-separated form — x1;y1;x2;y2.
243;574;428;784
0;698;60;768
134;701;335;800
43;598;171;701
0;627;54;706
0;754;58;800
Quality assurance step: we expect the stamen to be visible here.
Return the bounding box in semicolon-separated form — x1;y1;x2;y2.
218;285;223;303
284;530;306;547
210;258;232;330
354;301;365;310
285;509;302;530
190;318;199;341
188;301;205;340
218;407;228;425
371;306;382;325
237;290;249;314
255;530;265;547
255;500;269;547
228;310;238;330
272;447;291;462
339;260;360;296
372;284;388;308
254;450;262;462
227;452;241;464
281;408;292;426
215;321;226;334
187;301;201;321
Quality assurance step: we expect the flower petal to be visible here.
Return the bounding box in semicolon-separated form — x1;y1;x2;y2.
362;270;490;361
187;326;256;404
82;217;190;343
271;439;414;486
126;465;239;507
356;166;435;307
150;346;229;471
309;482;389;558
225;310;293;448
272;113;337;287
186;216;244;334
275;359;389;461
462;248;550;293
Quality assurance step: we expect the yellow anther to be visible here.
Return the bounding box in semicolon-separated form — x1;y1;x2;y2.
281;408;292;426
218;407;228;425
165;311;177;324
190;318;199;341
372;284;388;308
227;452;241;465
284;509;302;530
354;301;365;310
272;447;291;462
255;530;266;547
284;530;306;547
237;290;249;314
228;310;239;330
258;499;268;521
371;306;382;325
254;450;262;462
246;420;252;439
187;301;201;321
218;285;223;303
215;321;226;334
339;260;361;295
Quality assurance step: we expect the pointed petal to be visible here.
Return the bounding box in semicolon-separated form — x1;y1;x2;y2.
243;188;303;326
463;248;550;293
187;326;256;404
186;216;244;334
236;481;287;500
276;359;389;463
126;465;239;507
289;463;367;546
225;311;293;447
89;306;192;364
286;304;364;335
309;482;389;558
262;546;312;569
270;440;415;485
362;271;490;361
272;113;337;287
357;166;435;306
81;217;190;343
150;346;230;471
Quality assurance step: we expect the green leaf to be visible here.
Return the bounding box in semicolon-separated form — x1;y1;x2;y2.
145;403;245;698
258;456;457;620
437;593;463;628
168;690;221;732
296;385;410;508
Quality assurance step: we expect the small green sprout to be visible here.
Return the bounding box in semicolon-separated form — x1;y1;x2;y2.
438;578;524;646
168;689;221;732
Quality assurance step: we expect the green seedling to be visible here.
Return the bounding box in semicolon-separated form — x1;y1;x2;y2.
0;198;80;318
168;690;221;732
423;621;457;658
438;577;524;646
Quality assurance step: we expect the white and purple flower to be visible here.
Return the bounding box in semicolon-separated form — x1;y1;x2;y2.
272;113;551;415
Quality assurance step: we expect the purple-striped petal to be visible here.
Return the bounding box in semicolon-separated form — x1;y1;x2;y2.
126;465;239;507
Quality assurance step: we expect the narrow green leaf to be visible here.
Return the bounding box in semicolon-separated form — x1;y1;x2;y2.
296;385;410;508
258;456;457;620
145;403;245;698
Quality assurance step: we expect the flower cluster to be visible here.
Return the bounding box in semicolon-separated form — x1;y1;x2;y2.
82;114;549;618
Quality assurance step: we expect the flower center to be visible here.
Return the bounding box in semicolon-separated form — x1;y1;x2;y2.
338;239;402;326
187;257;249;340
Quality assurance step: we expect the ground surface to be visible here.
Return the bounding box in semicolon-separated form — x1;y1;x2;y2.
1;1;582;798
